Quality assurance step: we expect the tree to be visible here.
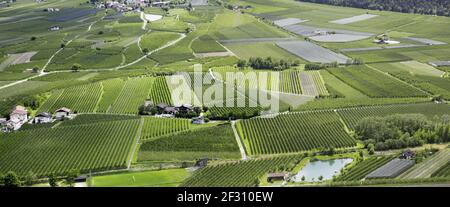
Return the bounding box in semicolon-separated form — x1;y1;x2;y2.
3;171;21;187
61;43;66;48
65;169;80;187
301;176;306;181
142;48;150;54
318;175;323;181
32;65;40;73
30;36;37;41
24;171;37;186
71;63;81;72
48;173;59;187
237;59;247;68
367;143;375;155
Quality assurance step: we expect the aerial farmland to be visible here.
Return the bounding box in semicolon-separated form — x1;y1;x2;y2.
0;0;449;191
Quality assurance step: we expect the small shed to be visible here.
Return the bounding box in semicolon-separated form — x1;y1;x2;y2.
49;26;60;31
194;158;208;168
74;175;87;183
267;172;290;182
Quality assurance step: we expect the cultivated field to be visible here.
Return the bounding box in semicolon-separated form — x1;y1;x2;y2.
181;156;301;187
277;41;350;63
399;149;450;179
337;103;450;129
237;111;356;155
327;65;427;98
0;119;140;176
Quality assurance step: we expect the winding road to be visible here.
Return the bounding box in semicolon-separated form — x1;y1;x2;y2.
0;18;187;90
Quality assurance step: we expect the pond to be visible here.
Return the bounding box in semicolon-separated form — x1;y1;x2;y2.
293;158;353;182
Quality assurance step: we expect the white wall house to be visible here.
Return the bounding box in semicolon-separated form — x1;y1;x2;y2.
55;107;71;120
8;105;28;130
34;112;52;124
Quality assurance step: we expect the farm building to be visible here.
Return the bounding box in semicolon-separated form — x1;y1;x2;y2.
55;107;72;120
49;26;60;31
155;103;195;115
33;112;52;124
192;116;205;124
1;105;28;132
144;99;154;107
175;104;193;113
429;61;450;67
194;158;208;168
366;159;415;179
400;150;416;159
10;105;28;124
267;172;290;182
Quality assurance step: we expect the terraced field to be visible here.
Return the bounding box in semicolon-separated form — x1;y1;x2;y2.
148;77;173;105
39;82;103;113
399;149;450;179
337;103;450;129
109;77;154;114
336;156;395;181
97;78;125;113
327;65;428;98
369;62;450;99
180;156;301;187
237;111;356;155
138;124;240;162
140;117;191;141
0;119;140;176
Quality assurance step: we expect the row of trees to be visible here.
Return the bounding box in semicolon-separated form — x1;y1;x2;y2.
0;170;80;187
296;0;450;17
237;57;301;70
355;114;450;151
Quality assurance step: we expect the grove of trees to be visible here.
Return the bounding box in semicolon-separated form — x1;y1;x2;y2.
355;114;450;151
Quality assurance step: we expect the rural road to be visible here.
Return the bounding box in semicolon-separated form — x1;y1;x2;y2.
0;16;103;90
231;121;248;160
0;26;186;91
127;118;145;169
140;12;147;30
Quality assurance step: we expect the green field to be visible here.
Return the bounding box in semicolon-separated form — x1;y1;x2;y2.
181;155;301;187
327;65;427;98
138;124;240;162
369;62;450;99
337;103;450;129
90;169;190;187
191;35;227;53
336;156;395;181
224;42;302;60
237;111;356;155
0;119;140;176
1;0;450;188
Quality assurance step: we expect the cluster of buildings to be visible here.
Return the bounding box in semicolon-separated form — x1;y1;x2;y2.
0;106;73;132
143;100;205;124
97;0;172;12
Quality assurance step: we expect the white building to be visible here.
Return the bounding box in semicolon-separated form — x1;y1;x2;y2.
7;105;28;131
49;26;60;31
55;107;72;120
34;112;52;124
